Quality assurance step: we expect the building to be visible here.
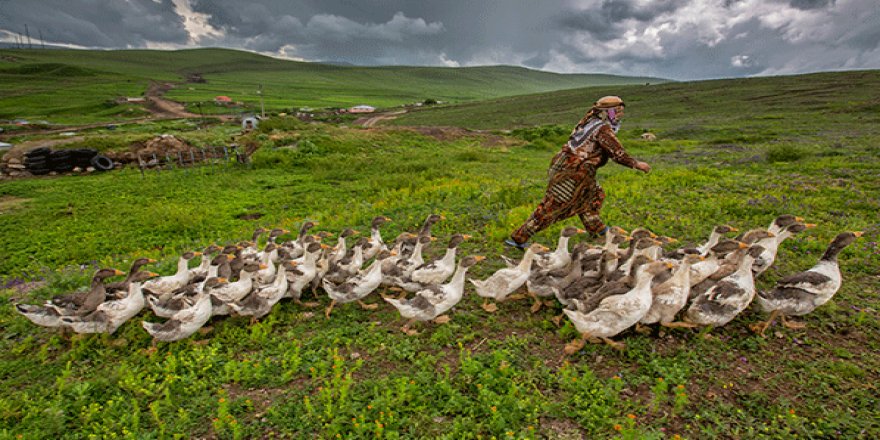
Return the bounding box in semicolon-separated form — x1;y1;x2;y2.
241;115;260;132
349;105;376;113
215;95;233;104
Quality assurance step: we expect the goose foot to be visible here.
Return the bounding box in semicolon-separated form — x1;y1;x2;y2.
749;310;780;338
602;337;626;351
530;299;543;313
197;326;213;335
433;315;451;324
564;335;586;355
295;300;321;308
781;315;806;330
358;300;379;310
661;321;698;329
635;323;652;335
481;302;498;313
507;293;526;301
551;315;563;327
401;318;418;335
324;300;336;318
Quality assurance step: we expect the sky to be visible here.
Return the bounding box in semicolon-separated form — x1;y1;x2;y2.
0;0;878;80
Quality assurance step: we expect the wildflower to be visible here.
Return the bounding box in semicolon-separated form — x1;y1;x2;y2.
477;383;483;389
673;435;682;440
627;413;636;420
368;404;373;410
507;431;514;436
657;377;664;382
612;376;621;380
491;406;497;413
336;434;341;438
613;424;622;431
789;409;796;415
677;385;685;390
528;426;534;431
410;380;415;385
218;398;226;403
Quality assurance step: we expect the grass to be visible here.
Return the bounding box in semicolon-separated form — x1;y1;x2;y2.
0;48;665;124
1;70;879;438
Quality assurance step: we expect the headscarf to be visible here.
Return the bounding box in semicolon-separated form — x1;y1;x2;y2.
575;95;625;133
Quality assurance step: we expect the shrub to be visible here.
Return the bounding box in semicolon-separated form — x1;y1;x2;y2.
766;144;806;163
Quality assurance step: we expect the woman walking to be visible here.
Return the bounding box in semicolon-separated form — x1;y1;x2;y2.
506;96;651;249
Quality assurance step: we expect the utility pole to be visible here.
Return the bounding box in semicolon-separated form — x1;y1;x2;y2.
38;29;45;49
24;24;31;48
258;84;265;119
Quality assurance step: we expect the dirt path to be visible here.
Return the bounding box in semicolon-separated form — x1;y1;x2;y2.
358;110;406;127
144;81;201;119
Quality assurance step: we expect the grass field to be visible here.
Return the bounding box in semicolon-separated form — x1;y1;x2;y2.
0;69;879;438
0;48;665;124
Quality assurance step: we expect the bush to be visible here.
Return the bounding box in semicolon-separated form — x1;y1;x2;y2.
258;117;308;132
766;144;807;163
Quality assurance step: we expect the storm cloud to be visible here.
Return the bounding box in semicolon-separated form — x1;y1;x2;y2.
0;0;877;80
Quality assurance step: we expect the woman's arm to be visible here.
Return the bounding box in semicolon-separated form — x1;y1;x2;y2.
595;125;650;173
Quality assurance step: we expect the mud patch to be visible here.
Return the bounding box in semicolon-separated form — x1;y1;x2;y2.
0;195;30;213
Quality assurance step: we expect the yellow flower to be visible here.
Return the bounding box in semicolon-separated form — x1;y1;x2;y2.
612;375;621;380
613;424;623;431
627;413;636;420
491;406;497;412
507;431;514;436
677;385;685;390
657;377;664;382
789;409;796;415
673;435;682;440
368;404;373;410
218;397;226;403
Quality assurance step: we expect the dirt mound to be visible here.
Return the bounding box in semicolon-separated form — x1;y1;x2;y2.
395;126;520;148
106;135;195;163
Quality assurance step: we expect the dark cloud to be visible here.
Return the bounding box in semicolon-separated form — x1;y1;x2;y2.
0;0;187;47
0;0;877;80
789;0;836;10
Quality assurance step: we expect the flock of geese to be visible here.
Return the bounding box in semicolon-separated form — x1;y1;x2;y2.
15;214;861;353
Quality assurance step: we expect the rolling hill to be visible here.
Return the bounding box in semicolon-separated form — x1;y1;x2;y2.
0;47;667;123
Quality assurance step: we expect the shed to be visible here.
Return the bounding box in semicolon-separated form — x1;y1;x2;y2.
215;95;233;104
349;105;375;113
241;115;260;131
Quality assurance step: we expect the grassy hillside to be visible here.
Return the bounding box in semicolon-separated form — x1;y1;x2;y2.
0;48;665;124
390;70;880;133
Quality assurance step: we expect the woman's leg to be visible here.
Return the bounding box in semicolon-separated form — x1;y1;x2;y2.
577;185;606;235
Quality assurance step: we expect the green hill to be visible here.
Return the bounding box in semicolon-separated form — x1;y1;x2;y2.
389;70;880;135
0;47;667;123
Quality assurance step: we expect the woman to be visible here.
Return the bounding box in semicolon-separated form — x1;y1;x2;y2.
506;95;651;249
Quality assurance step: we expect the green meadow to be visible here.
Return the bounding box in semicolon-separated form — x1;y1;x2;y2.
0;48;663;124
0;60;879;438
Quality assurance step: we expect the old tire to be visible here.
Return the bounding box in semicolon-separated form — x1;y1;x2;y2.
90;155;114;171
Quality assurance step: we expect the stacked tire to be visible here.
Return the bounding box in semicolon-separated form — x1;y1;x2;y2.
23;147;51;175
23;148;114;174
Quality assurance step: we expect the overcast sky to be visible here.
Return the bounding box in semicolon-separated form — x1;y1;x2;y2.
0;0;878;80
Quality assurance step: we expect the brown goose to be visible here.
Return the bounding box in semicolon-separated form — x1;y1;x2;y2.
684;245;765;328
60;270;159;334
751;231;862;336
362;216;392;260
16;268;124;328
106;257;158;295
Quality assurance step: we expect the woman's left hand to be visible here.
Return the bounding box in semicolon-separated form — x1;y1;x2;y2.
635;161;651;173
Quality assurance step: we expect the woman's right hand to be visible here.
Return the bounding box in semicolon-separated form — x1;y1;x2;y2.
635;161;651;173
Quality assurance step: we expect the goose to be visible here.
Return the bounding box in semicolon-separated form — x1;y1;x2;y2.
685;245;766;328
324;237;371;284
230;260;297;322
255;243;280;284
142;251;201;300
105;257;158;296
563;261;672;352
384;255;484;334
400;214;444;257
328;228;359;265
553;255;653;326
410;234;469;285
15;268;125;327
752;222;815;277
382;235;433;289
362;216;392;260
210;261;265;316
141;278;228;342
696;225;739;255
323;250;395;317
639;254;704;330
60;270;159;334
285;242;325;304
607;237;660;283
189;245;222;280
283;221;318;259
689;239;751;292
751;231;862;336
470;243;549;312
766;214;804;236
533;226;584;272
526;243;593;313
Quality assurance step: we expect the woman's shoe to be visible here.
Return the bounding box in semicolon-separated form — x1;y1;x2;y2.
503;237;529;250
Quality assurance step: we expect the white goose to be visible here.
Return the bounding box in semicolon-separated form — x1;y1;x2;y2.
143;251;201;300
470;243;548;312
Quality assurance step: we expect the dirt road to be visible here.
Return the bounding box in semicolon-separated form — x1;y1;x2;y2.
358;110;406;127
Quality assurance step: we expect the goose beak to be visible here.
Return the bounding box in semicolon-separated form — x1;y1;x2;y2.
352;230;360;235
146;271;160;277
576;229;587;234
430;237;438;241
666;237;679;243
390;250;398;256
625;236;634;242
147;258;158;264
114;269;126;276
737;241;749;249
217;278;228;283
193;252;203;256
320;244;331;249
259;264;268;270
463;234;473;240
795;216;805;222
440;215;447;220
767;232;776;238
473;255;486;262
288;261;299;266
728;227;739;232
853;231;864;237
649;232;658;238
226;254;235;261
665;262;675;269
804;223;817;228
382;216;392;221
